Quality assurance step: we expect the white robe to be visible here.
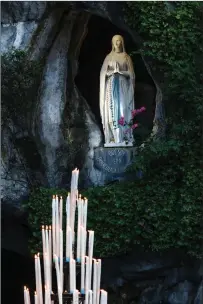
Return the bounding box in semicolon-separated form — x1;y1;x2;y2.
100;52;135;144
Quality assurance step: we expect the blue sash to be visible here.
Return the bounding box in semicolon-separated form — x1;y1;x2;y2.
111;74;121;129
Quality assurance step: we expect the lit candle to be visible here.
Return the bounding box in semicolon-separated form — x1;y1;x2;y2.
81;228;87;258
59;229;63;293
44;253;50;297
24;286;28;304
93;259;97;304
69;258;76;293
72;259;76;292
37;253;43;304
45;226;51;291
34;255;39;301
88;231;94;290
77;198;82;261
83;198;88;233
34;291;38;304
55;195;59;257
69;258;73;293
66;193;70;227
45;285;48;304
73;289;79;304
70;193;76;245
89;290;93;304
49;226;52;292
81;255;85;294
100;290;107;304
42;226;47;286
85;256;90;298
26;288;31;304
52;195;56;256
59;196;63;232
70;169;76;191
96;260;101;304
54;255;62;304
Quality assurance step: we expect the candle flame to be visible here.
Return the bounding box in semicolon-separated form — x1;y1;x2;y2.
46;225;48;230
24;286;27;290
42;225;44;230
34;254;37;259
53;195;55;199
37;253;40;257
34;291;37;295
49;225;51;230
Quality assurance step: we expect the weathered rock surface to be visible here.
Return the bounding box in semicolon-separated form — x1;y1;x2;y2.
100;250;202;303
1;1;165;203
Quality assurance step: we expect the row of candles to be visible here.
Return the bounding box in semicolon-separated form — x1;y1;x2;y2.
24;169;108;304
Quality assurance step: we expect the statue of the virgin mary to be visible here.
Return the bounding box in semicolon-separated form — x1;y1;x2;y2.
100;35;135;147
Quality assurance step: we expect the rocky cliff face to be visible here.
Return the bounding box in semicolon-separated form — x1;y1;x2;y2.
1;1;164;204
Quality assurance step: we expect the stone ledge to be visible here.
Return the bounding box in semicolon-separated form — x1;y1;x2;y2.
94;147;137;176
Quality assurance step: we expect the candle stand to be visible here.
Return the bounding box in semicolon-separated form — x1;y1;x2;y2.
51;260;85;304
51;293;85;304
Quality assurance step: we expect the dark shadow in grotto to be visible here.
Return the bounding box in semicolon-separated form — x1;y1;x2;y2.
75;15;156;144
15;137;45;186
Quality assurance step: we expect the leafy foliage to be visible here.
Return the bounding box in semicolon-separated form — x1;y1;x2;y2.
24;3;203;258
25;176;202;257
1;49;43;127
124;1;203;257
24;188;67;254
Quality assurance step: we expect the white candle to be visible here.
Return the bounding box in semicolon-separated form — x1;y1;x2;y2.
77;199;82;261
42;226;47;286
45;285;48;304
34;255;39;301
81;255;85;293
71;169;76;190
88;231;94;290
59;229;63;293
52;195;56;256
66;226;72;260
89;290;93;304
49;226;52;292
76;169;79;189
93;259;97;304
66;194;70;227
96;260;102;304
69;258;73;292
81;227;87;258
83;198;88;233
54;255;62;304
24;286;28;304
85;256;90;298
70;192;76;244
37;253;43;304
26;288;31;304
45;226;51;291
73;289;79;304
100;290;107;304
44;253;49;297
59;196;63;231
72;259;76;292
34;291;38;304
55;195;59;257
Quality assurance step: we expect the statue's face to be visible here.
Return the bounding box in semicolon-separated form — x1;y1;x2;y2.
112;36;123;52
